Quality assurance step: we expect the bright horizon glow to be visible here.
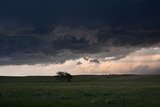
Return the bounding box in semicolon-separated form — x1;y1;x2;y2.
0;47;159;76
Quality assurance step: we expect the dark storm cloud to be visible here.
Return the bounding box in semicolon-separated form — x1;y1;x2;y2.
0;0;160;65
0;0;160;26
0;25;160;65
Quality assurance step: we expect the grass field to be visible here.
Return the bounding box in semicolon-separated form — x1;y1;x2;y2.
0;75;160;107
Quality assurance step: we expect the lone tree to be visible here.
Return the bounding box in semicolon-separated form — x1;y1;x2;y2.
56;71;73;82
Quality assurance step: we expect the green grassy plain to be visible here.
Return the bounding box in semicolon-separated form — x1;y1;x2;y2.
0;75;160;107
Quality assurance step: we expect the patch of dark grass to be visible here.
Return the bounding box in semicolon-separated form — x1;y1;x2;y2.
105;98;114;104
0;92;1;98
83;92;92;96
59;95;69;100
32;89;43;97
102;93;108;96
8;90;16;98
32;89;51;97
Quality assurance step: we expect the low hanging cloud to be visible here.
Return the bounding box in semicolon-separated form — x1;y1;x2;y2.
0;25;160;65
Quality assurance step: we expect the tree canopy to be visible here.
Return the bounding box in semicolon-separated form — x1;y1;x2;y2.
56;71;73;82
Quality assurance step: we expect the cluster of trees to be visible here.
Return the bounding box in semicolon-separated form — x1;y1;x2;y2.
56;71;73;82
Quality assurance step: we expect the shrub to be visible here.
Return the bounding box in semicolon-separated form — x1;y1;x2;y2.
56;71;73;82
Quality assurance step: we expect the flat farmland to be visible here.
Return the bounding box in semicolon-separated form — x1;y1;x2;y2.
0;75;160;107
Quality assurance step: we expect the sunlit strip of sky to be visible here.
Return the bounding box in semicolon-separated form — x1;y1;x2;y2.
0;47;159;76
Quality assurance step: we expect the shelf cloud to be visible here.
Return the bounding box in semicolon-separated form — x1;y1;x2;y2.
0;25;160;65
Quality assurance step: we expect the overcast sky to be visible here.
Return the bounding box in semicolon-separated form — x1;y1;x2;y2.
0;0;160;76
